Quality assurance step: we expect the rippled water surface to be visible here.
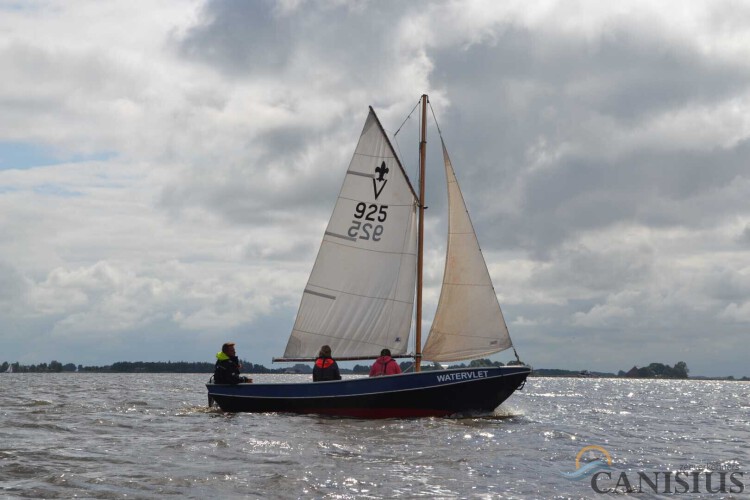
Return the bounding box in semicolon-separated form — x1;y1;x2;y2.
1;374;748;498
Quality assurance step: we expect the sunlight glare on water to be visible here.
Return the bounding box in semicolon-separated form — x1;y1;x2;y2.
0;374;747;498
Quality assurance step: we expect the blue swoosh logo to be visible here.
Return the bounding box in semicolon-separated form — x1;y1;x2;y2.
560;460;612;480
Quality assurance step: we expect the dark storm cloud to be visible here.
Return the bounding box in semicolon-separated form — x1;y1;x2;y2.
501;139;750;253
741;224;750;244
530;244;654;292
433;23;748;124
157;126;352;227
168;1;426;227
178;0;295;75
428;23;750;255
178;0;411;80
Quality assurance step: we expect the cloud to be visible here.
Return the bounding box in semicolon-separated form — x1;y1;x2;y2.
0;261;30;308
573;303;636;328
1;1;749;376
719;302;750;323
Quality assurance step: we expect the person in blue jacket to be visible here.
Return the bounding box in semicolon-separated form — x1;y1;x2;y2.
213;342;252;384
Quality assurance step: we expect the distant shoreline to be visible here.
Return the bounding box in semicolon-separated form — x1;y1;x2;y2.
1;372;747;381
2;360;747;381
528;373;749;381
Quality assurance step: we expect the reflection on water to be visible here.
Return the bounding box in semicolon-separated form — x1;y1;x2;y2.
0;374;747;498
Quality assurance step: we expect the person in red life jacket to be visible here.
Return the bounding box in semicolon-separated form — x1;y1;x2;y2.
213;342;252;384
369;348;402;377
312;345;341;382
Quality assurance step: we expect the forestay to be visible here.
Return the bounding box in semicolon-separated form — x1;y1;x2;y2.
422;142;512;362
283;109;419;359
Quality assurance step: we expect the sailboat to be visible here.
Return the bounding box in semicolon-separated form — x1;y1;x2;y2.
207;95;531;417
4;364;12;373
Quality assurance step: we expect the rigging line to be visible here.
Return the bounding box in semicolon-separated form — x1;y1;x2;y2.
512;346;522;363
392;99;421;179
392;134;406;174
417;99;423;195
394;99;422;138
428;100;444;140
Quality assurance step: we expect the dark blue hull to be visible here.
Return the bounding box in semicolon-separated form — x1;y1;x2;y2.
206;366;530;418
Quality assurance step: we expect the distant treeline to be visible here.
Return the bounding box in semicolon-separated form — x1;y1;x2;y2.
529;362;749;380
2;361;79;373
531;368;616;377
531;362;691;379
619;362;690;379
1;358;513;374
3;359;746;379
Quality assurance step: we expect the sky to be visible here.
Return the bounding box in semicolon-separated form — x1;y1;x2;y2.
1;0;749;377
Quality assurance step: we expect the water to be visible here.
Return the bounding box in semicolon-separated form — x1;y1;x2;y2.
1;374;748;498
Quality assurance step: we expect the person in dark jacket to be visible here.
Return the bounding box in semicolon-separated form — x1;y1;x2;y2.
312;345;341;382
369;348;402;377
214;342;252;384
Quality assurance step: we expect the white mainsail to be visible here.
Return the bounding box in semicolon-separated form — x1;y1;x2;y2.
283;109;419;359
422;142;512;362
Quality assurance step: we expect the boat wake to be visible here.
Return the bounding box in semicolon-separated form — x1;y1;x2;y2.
176;405;225;415
449;408;523;420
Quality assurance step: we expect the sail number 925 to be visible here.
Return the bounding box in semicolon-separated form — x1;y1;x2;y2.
348;202;388;241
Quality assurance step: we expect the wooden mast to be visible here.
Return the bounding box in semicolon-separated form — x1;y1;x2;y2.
415;94;428;372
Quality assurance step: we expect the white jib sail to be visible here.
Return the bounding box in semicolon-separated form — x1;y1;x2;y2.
422;142;512;362
283;109;418;359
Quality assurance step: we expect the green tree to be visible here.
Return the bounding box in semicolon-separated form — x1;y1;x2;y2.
647;363;668;377
673;361;689;378
637;366;654;378
469;358;504;368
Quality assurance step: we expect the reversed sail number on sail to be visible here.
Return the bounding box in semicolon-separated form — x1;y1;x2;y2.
348;202;387;241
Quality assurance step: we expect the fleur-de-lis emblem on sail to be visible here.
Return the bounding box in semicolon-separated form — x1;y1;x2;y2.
373;161;388;200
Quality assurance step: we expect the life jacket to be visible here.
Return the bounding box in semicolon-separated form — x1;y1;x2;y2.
370;355;400;376
315;357;335;369
378;358;394;371
214;351;242;384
